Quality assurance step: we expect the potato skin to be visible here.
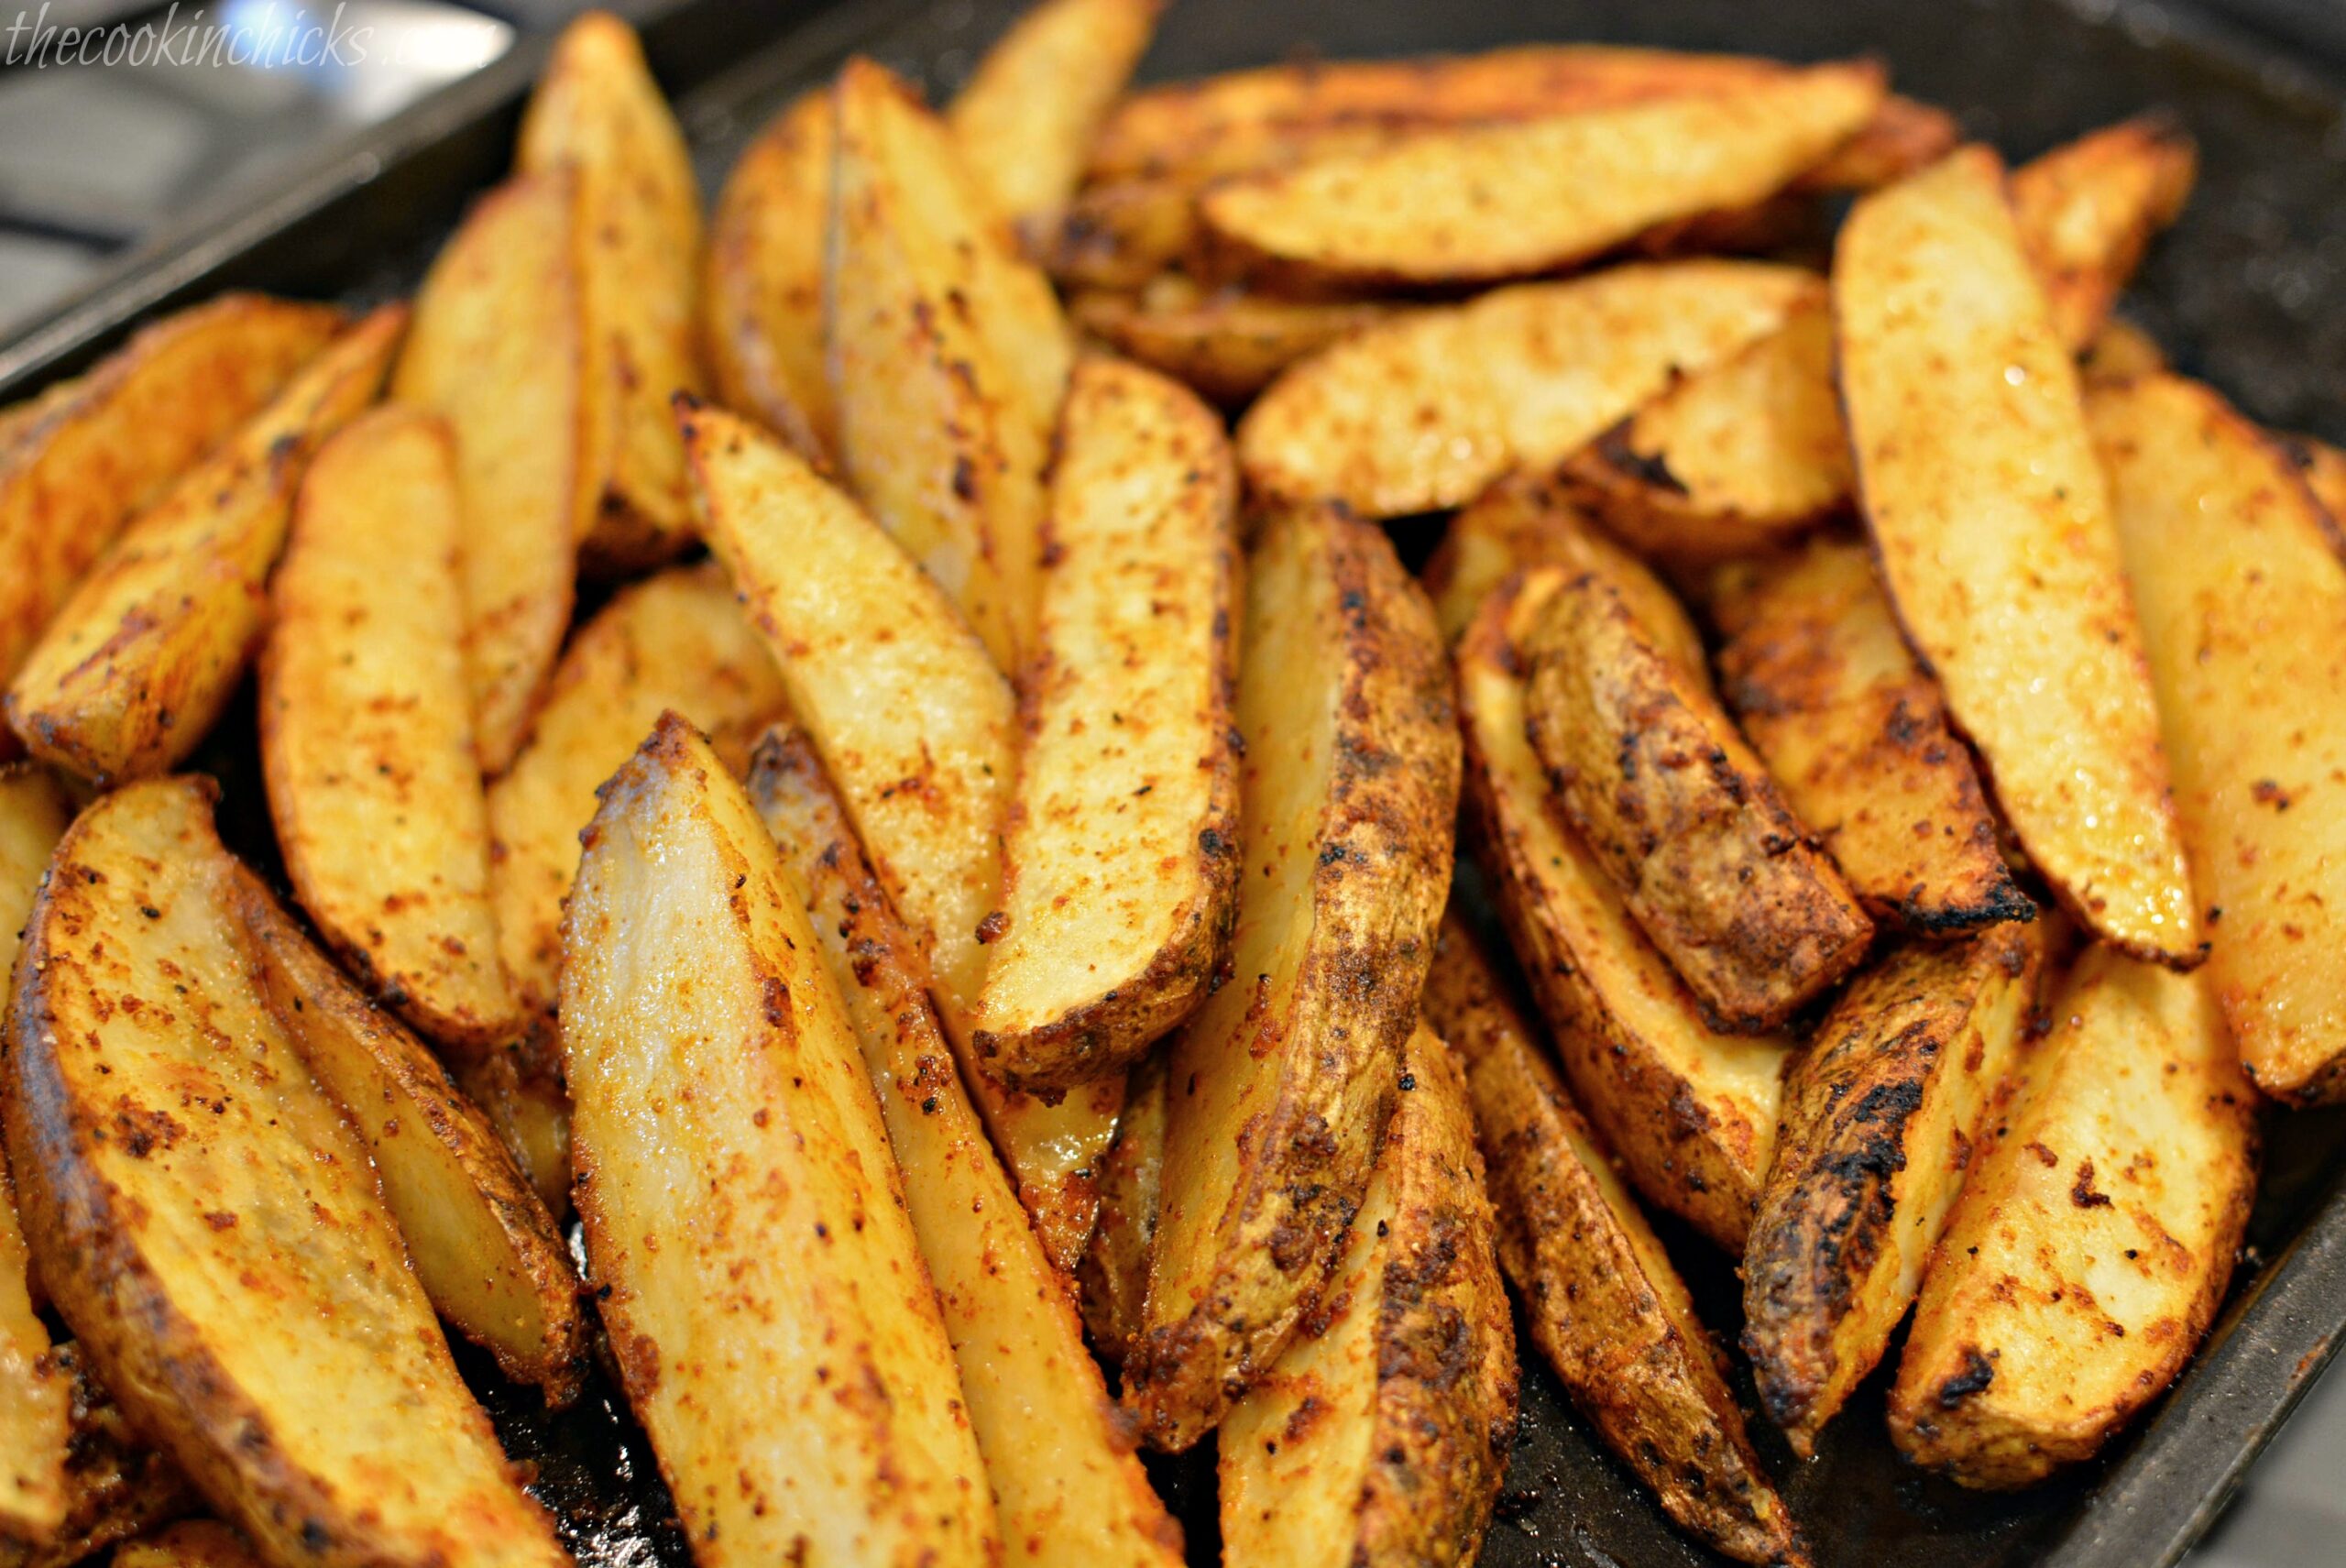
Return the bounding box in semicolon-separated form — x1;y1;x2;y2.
1077;1045;1168;1364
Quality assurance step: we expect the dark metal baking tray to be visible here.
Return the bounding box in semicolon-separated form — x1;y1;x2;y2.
5;2;2344;1564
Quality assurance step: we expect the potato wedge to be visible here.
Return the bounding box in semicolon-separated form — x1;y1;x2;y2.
1238;260;1816;516
517;11;706;572
1045;176;1206;291
2091;375;2346;1103
1520;559;1873;1031
2284;433;2346;562
1125;504;1458;1451
2011;116;2196;353
228;868;586;1403
115;1520;263;1568
3;779;567;1568
0;380;80;463
1220;1024;1514;1568
747;728;1184;1568
1422;918;1801;1568
1889;946;2257;1488
261;408;519;1054
702;90;834;460
1076;1044;1168;1363
393;171;591;772
1836;147;2197;964
1710;536;2036;934
455;1057;572;1219
0;296;341;693
488;565;784;1024
1199;62;1883;288
6;307;404;785
2080;317;2166;382
680;400;1119;1270
1069;278;1393;405
972;357;1239;1089
0;1345;197;1568
561;717;995;1568
1458;569;1791;1248
1743;924;2046;1456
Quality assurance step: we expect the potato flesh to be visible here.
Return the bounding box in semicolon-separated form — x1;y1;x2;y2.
2091;375;2346;1103
262;409;519;1053
948;0;1161;237
4;779;565;1568
1890;947;2256;1487
1069;282;1393;405
703;91;835;460
561;718;994;1568
1836;147;2196;965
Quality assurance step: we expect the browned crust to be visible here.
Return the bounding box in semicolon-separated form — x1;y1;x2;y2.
1077;1044;1169;1364
0;1344;199;1568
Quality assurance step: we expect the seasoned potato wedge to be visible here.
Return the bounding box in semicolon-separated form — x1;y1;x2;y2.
561;717;994;1568
1744;925;2045;1455
1521;560;1873;1031
1836;147;2197;965
1200;62;1882;288
1125;505;1458;1451
393;171;591;771
1422;919;1801;1567
1889;947;2256;1487
681;400;1119;1270
1220;1024;1514;1568
702;90;834;460
518;11;706;571
972;357;1239;1089
488;565;784;1023
2010;116;2196;353
115;1520;264;1568
2091;375;2346;1103
747;728;1184;1568
1069;279;1393;405
3;779;567;1568
1459;569;1791;1248
1077;1045;1168;1363
0;1345;197;1568
1710;536;2035;934
1239;260;1815;516
2080;317;2167;381
262;408;520;1054
1045;175;1206;291
455;1057;573;1219
0;295;341;692
6;307;404;785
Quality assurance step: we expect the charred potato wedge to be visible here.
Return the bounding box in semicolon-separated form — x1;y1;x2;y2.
2010;116;2196;352
1069;279;1394;406
1125;504;1458;1451
1220;1025;1515;1568
1077;1045;1168;1363
702;90;834;460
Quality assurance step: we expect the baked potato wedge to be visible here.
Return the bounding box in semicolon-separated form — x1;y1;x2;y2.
1125;503;1458;1451
0;1345;197;1568
1069;279;1393;406
1458;569;1792;1248
1743;923;2046;1455
972;356;1239;1090
2010;116;2196;353
1219;1024;1515;1568
2091;374;2346;1103
1836;147;2197;965
454;1057;572;1219
3;778;568;1568
393;171;592;772
261;408;520;1054
1710;536;2035;934
747;728;1185;1568
5;306;404;785
0;295;341;692
1238;259;1816;517
680;400;1119;1270
1889;946;2257;1488
1421;918;1801;1567
1076;1044;1168;1363
1520;555;1873;1031
1044;175;1206;291
561;716;995;1568
702;89;833;460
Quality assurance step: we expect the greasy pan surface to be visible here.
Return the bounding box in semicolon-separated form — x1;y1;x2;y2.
7;1;2346;1565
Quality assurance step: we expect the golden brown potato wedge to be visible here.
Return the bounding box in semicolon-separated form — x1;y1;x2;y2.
702;89;834;460
1238;260;1816;517
1422;919;1802;1568
2080;317;2167;382
1743;924;2046;1456
2091;375;2346;1103
1046;176;1206;291
1709;536;2036;934
261;408;521;1055
747;728;1184;1568
972;356;1239;1090
5;307;404;785
2283;433;2346;562
561;717;994;1568
3;779;567;1568
1199;62;1883;288
488;565;784;1023
115;1520;263;1568
454;1057;572;1220
1520;559;1873;1031
680;400;1119;1270
1836;147;2197;965
0;380;80;463
1077;1044;1168;1364
0;1346;197;1568
1069;278;1393;405
393;171;592;772
1125;504;1458;1452
2011;116;2196;353
1220;1024;1514;1568
1459;569;1792;1248
1889;946;2256;1488
0;296;341;693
